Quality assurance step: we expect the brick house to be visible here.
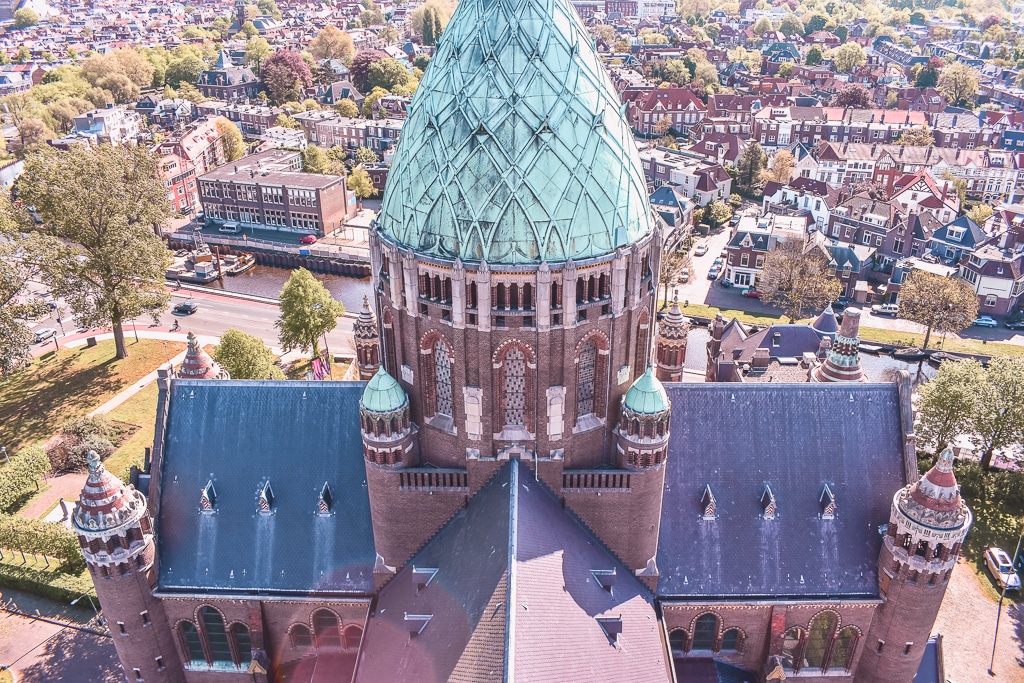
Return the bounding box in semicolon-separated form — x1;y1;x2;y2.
957;243;1024;315
927;215;986;263
196;50;261;102
628;88;707;136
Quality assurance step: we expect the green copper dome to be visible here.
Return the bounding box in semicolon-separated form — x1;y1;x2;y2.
377;0;654;265
361;368;408;414
623;367;670;415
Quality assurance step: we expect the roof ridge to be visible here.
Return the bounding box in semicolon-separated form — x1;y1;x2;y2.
504;461;519;683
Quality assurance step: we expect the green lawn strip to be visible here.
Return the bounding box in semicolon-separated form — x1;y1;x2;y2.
285;358;353;381
0;339;186;454
0;553;94;603
102;383;159;482
671;302;784;325
958;495;1024;605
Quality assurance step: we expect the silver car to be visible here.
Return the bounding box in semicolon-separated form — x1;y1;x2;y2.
986;546;1021;591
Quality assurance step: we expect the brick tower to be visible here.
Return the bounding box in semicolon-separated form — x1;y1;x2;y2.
73;451;184;683
811;308;865;382
177;331;228;379
857;448;971;683
654;297;688;382
353;296;381;380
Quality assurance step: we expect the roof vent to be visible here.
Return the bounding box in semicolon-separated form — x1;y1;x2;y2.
701;485;717;520
412;567;439;594
590;568;616;594
597;615;623;644
820;484;837;519
761;484;777;520
257;481;274;514
317;482;333;515
404;613;432;637
200;480;217;512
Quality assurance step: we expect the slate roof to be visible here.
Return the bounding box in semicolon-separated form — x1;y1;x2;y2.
356;461;670;682
155;381;376;595
657;383;909;599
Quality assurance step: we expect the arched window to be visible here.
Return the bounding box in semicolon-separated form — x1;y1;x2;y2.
503;347;526;428
313;610;341;648
290;624;313;648
830;627;859;672
721;628;742;652
669;629;688;656
200;607;232;664
782;627;805;672
577;339;597;417
434;340;452;417
230;624;252;665
634;309;650;377
343;624;364;651
691;613;719;651
382;309;397;375
805;611;838;670
180;622;205;665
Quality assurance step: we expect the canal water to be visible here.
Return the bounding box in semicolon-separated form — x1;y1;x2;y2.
203;265;372;312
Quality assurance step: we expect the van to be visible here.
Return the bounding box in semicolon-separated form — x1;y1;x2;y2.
219;222;240;234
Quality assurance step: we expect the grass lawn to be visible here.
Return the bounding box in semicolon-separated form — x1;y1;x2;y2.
103;383;159;482
285;358;353;381
959;494;1024;604
0;339;185;454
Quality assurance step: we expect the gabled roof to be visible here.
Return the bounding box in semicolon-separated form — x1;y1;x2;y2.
658;383;910;598
355;461;670;682
155;381;376;595
930;215;985;248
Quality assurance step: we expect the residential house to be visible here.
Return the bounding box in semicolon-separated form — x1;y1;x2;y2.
72;104;142;145
628;88;707;136
957;242;1024;315
724;213;810;287
196;50;261;102
196;101;283;138
927;215;986;263
889;171;959;224
155;115;231;215
752;107;928;149
761;176;847;232
686;132;746;166
649;185;695;250
637;147;732;205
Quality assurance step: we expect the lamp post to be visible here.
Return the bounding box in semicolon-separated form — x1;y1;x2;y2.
70;593;103;628
162;341;174;377
988;520;1024;677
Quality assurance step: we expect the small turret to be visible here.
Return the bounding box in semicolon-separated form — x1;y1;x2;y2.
616;366;672;469
654;296;688;382
359;368;417;467
354;296;381;380
177;332;228;380
810;308;865;382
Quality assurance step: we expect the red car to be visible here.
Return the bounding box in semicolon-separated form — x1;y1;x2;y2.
742;288;761;298
299;234;318;245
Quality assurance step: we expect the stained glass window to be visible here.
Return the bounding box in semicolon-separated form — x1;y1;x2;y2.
504;347;526;427
577;339;596;417
434;340;452;416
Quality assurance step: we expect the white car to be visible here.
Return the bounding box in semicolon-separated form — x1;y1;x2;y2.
693;244;708;257
871;303;899;316
985;546;1021;591
33;327;57;343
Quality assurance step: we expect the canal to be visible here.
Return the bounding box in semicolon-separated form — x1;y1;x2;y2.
202;265;372;312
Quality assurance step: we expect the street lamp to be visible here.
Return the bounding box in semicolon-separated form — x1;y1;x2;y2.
70;593;103;627
162;341;174;377
988;519;1024;677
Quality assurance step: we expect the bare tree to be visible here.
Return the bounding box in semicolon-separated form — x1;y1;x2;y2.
897;271;978;349
757;240;842;322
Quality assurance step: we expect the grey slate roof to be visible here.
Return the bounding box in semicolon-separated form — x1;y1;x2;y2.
657;383;908;599
155;380;376;595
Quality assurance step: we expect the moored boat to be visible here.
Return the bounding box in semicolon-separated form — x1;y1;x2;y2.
223;253;256;276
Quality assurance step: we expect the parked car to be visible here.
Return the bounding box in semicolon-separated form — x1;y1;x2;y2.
33;327;57;343
972;316;999;328
707;267;720;280
720;278;733;288
742;288;761;298
679;268;690;283
871;303;899;316
712;257;725;268
985;546;1021;591
694;244;708;256
729;215;740;226
299;234;318;245
173;301;199;315
1006;320;1024;330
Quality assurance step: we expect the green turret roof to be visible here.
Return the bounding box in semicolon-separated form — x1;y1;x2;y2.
623;367;670;415
361;368;408;413
376;0;654;265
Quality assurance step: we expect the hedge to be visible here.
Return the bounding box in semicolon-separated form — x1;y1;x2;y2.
0;559;95;604
0;514;84;571
0;446;50;513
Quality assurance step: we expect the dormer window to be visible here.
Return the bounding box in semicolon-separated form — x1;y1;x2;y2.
317;483;333;515
257;481;274;514
200;480;217;512
761;484;777;520
947;227;965;242
701;485;717;520
820;484;837;520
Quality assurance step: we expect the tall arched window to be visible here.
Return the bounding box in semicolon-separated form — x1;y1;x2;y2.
669;629;688;656
180;622;205;666
434;339;452;417
290;624;313;649
782;627;806;672
503;347;526;428
634;309;650;377
343;624;364;651
721;628;742;652
230;624;252;665
829;627;859;672
691;613;719;651
805;611;838;670
382;309;397;375
577;339;597;417
314;610;341;648
200;607;232;665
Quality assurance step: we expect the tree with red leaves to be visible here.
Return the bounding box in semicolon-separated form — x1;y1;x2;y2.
832;83;873;109
349;49;389;94
261;49;313;105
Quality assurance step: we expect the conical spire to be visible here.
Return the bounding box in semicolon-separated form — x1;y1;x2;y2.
896;448;970;530
811;302;839;336
811;308;864;382
354;296;378;341
72;451;145;533
659;296;688;341
655;295;688;382
178;331;229;379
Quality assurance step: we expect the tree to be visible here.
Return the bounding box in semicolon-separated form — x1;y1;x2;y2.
410;0;456;40
966;203;993;225
360;8;385;25
336;98;359;118
896;125;935;147
736;141;766;191
659;250;692;304
776;62;793;78
378;26;399;45
308;25;356;62
165;55;206;88
916;359;984;454
971;358;1024;470
257;0;282;19
590;24;616;45
361;86;390;118
728;46;762;73
212;329;284;379
777;13;804;37
348;167;377;208
897;271;978;350
662;59;692;86
804;13;828;34
831;25;848;43
349;49;389;92
913;57;942;89
216;118;245;162
703;200;732;227
354;146;378;164
276;268;344;357
0;194;46;378
238;20;259;39
302;145;329;173
832;83;872;108
274;114;300;128
937;62;979;106
653;116;673;137
245;37;272;73
830;43;866;73
18;118;52;148
757;240;843;322
367;58;411;91
13;7;39;29
752;16;774;36
261;50;314;105
18;145;172;360
762;149;795;184
806;45;823;65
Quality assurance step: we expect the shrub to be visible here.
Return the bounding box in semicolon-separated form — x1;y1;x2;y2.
47;416;129;473
0;514;84;572
0;447;50;513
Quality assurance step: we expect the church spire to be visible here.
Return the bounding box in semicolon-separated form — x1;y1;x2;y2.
810;308;865;383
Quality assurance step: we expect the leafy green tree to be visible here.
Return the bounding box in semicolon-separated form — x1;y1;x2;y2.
0;194;45;379
361;86;390;118
896;125;935;147
257;0;282;19
348;167;377;208
308;25;356;62
830;43;866;73
336;98;359;117
971;358;1024;470
13;7;39;29
937;62;979;106
897;270;978;349
736;140;766;191
703;200;732;227
349;49;389;92
776;62;793;78
966;203;993;225
367;58;411;91
806;45;824;65
276;268;344;357
274;113;300;128
662;59;692;86
752;17;773;36
354;146;378;164
212;328;285;379
165;55;206;88
302;145;329;173
238;20;259;39
804;13;828;34
757;240;843;322
216;118;246;162
916;359;983;454
0;447;51;514
728;46;762;72
245;36;272;73
777;13;804;37
831;25;847;42
913;60;941;89
19;145;172;360
261;49;314;104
